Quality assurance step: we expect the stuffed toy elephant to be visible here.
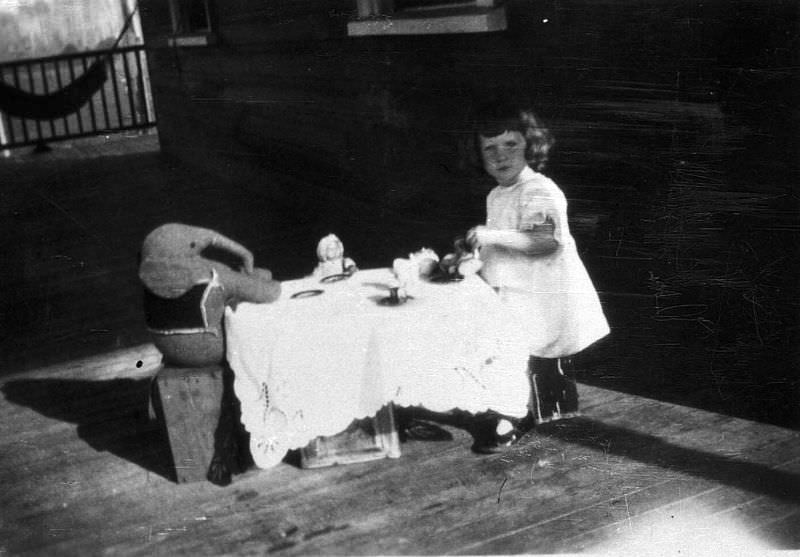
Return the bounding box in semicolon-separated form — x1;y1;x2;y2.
139;223;281;367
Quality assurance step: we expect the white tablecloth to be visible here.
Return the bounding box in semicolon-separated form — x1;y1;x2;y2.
225;268;531;468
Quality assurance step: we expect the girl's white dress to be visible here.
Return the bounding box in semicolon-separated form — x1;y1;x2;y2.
479;166;610;358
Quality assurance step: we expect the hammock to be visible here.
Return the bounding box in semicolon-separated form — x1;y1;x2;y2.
0;4;138;121
0;61;108;120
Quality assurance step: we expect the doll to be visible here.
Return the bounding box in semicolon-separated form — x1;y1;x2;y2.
312;233;357;279
139;223;281;367
409;247;440;277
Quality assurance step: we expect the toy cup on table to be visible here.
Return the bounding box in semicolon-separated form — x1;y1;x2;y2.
409;247;440;278
392;258;420;298
437;237;482;281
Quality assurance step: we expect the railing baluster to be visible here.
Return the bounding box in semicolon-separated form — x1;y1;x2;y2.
28;63;44;143
83;55;99;134
109;52;125;128
1;112;15;146
39;60;56;139
122;50;138;127
9;66;25;144
65;57;81;135
98;55;112;131
0;70;16;146
55;56;70;137
0;111;11;151
75;57;87;134
133;49;149;124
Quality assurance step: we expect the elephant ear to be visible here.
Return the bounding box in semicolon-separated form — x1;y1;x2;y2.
139;257;215;299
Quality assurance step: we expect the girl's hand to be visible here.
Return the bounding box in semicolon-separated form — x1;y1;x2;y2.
466;226;487;250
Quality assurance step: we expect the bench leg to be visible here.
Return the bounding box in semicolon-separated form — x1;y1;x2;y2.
154;365;246;484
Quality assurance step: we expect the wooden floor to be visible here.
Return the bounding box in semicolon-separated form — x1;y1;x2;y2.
1;343;798;556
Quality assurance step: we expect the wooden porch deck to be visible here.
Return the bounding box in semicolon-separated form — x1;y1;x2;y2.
1;344;797;555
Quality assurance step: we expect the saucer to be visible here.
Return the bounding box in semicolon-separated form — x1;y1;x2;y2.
320;273;350;284
377;295;407;306
427;270;464;283
291;289;324;299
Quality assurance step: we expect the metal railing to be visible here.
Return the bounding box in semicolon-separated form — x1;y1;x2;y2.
0;45;156;150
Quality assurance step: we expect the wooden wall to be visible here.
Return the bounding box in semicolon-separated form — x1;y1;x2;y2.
139;0;797;259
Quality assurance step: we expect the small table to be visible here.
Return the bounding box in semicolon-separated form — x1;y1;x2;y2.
225;268;530;468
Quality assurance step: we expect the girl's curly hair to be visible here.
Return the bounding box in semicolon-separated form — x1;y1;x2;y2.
472;101;555;172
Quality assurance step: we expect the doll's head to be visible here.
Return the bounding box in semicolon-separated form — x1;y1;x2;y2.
316;234;345;262
472;101;555;173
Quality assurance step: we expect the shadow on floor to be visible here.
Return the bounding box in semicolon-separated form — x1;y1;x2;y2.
537;416;800;503
1;377;175;482
398;407;798;504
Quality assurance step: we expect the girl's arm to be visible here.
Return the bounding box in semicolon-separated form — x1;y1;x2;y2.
467;224;558;256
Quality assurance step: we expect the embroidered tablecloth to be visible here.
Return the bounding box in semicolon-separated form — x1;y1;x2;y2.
225;268;530;468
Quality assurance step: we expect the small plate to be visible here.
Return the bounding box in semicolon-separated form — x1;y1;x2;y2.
377;295;407;306
427;270;464;283
320;273;350;284
291;289;324;299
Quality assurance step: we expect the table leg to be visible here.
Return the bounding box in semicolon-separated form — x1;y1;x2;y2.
300;403;401;468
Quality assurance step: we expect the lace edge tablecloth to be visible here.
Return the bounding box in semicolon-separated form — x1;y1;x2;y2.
225;269;531;468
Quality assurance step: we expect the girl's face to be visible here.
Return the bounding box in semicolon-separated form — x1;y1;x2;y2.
479;130;528;187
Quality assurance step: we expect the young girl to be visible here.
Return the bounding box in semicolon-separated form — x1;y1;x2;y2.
465;102;610;436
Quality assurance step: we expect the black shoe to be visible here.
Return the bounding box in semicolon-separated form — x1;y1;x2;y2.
512;412;537;434
470;416;520;454
403;420;454;442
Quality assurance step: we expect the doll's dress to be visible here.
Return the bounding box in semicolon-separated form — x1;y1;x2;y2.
143;268;223;336
313;257;356;279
